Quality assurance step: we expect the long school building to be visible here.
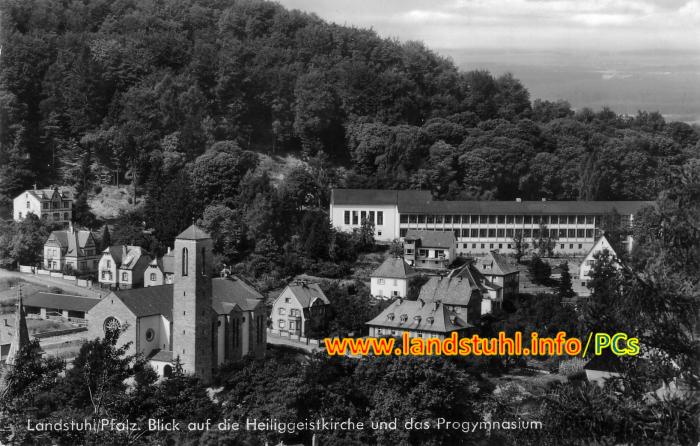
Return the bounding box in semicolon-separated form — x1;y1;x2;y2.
329;189;651;256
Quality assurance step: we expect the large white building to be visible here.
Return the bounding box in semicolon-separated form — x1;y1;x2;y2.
13;186;72;224
330;189;651;256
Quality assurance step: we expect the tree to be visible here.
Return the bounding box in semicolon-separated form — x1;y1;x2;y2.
529;254;551;284
534;223;557;257
352;217;375;252
100;224;111;250
512;231;529;263
388;239;403;257
557;261;575;299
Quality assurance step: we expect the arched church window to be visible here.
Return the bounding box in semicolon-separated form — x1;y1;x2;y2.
103;317;120;334
182;248;188;276
163;365;173;378
201;247;206;275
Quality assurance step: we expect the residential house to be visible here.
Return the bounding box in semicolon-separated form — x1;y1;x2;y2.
417;263;497;322
98;245;152;289
86;225;267;384
579;235;619;287
43;224;99;273
474;251;520;299
271;280;330;337
144;248;175;287
366;298;472;339
370;257;416;299
13;185;72;224
403;230;456;270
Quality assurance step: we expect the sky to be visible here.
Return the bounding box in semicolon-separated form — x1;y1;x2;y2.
276;0;700;52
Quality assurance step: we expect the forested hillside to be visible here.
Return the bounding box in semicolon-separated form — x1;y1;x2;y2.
2;0;698;209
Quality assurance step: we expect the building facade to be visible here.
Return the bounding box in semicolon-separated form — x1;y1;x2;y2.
370;257;416;299
43;225;99;273
86;225;266;384
98;245;152;289
579;235;619;288
403;230;456;270
474;251;520;299
330;189;650;256
270;281;330;337
13;186;73;224
144;248;174;287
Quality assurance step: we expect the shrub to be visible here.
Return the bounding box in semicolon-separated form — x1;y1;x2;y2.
559;357;587;377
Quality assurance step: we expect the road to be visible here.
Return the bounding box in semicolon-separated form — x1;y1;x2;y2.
0;268;104;298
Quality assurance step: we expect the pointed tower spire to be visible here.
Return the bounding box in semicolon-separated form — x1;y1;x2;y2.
5;286;29;366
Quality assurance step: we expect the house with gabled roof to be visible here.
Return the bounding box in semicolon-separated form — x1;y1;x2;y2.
579;235;620;288
403;229;456;270
13;185;72;224
43;224;99;273
98;245;152;290
144;248;174;287
418;261;504;319
271;280;330;337
366;297;472;340
475;251;520;298
86;224;266;384
370;257;416;299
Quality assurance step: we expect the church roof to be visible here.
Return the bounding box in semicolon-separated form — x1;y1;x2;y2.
176;224;210;240
3;290;29;366
24;292;100;313
371;257;417;279
148;349;174;363
113;285;174;319
212;277;264;314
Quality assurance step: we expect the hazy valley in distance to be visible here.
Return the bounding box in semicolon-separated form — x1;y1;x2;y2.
442;48;700;124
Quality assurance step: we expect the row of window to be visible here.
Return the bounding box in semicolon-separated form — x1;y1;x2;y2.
376;278;400;286
405;248;446;258
278;308;301;316
399;214;624;225
462;242;585;251
343;210;384;226
101;271;130;281
41;201;71;210
400;227;599;239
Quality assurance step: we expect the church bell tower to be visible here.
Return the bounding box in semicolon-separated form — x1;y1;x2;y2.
172;224;214;383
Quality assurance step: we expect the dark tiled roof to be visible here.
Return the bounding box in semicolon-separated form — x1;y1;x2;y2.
584;351;623;373
285;282;330;308
103;245;148;270
477;252;519;276
148;349;173;362
371;257;416;279
331;189;432;206
212;276;264;314
399;200;652;215
418;270;480;307
23;187;71;201
366;299;471;333
176;224;210;240
46;229;96;256
113;285;173;319
24;292;100;313
404;230;455;248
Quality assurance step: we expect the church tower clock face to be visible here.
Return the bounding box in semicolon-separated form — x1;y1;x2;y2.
103;316;120;333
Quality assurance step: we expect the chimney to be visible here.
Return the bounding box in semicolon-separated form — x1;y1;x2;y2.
33;183;37;191
312;434;318;446
166;247;171;254
516;198;522;202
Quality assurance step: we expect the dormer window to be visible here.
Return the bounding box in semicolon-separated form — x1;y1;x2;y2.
413;316;422;323
387;313;395;320
427;317;434;324
400;314;408;323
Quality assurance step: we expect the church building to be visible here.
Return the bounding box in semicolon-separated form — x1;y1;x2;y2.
87;225;266;384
